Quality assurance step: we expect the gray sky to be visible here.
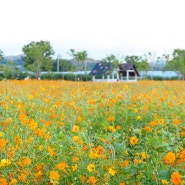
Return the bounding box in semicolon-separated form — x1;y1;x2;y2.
1;0;185;59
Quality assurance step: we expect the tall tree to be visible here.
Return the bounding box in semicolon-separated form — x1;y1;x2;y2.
125;55;149;72
0;50;4;61
3;61;17;79
68;49;88;72
0;50;5;75
125;55;140;64
165;49;185;79
102;54;119;69
52;58;73;72
22;40;54;79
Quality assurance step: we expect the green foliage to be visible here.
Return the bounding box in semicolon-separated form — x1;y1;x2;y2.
0;50;4;61
40;73;93;81
144;76;178;81
68;49;88;71
22;40;55;79
102;54;119;69
0;60;22;79
52;58;74;72
165;49;185;79
125;55;150;71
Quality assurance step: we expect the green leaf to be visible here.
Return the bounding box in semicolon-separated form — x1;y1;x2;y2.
158;170;171;180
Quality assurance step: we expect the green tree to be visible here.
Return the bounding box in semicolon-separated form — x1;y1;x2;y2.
22;40;55;79
53;58;73;72
0;50;4;61
165;49;185;79
101;54;120;76
0;50;4;72
125;55;140;64
102;54;119;69
125;55;149;71
68;49;88;72
2;61;19;79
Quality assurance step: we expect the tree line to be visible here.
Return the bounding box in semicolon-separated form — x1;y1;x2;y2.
1;40;185;80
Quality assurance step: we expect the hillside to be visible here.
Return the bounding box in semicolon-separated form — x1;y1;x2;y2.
0;55;25;70
1;55;100;71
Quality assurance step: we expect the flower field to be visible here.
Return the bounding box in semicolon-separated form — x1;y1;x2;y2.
0;80;185;185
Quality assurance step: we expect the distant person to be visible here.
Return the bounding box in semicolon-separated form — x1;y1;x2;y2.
16;74;20;80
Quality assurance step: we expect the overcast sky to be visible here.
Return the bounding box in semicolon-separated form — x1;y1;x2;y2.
1;0;185;59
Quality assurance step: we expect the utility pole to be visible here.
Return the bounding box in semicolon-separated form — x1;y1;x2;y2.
57;55;60;72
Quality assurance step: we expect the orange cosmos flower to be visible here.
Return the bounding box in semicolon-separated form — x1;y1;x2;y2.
180;150;185;160
141;152;147;160
116;125;121;130
29;119;38;130
35;163;44;172
49;171;60;181
121;160;130;167
17;157;31;167
34;170;43;180
130;136;138;145
120;183;125;185
22;157;31;166
76;116;82;122
96;145;104;155
0;138;6;148
144;126;153;132
35;128;45;137
56;162;67;170
163;152;176;165
150;121;157;127
173;119;180;125
180;131;185;137
48;146;55;156
88;176;97;184
112;98;117;104
80;176;86;184
0;177;8;185
171;172;181;185
82;145;89;151
18;173;28;183
107;116;115;122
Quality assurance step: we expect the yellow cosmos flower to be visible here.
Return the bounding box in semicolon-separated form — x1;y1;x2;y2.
108;126;115;132
72;125;79;133
130;136;138;145
0;159;11;167
87;163;96;172
0;132;4;137
108;168;116;176
161;179;169;184
72;164;78;171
